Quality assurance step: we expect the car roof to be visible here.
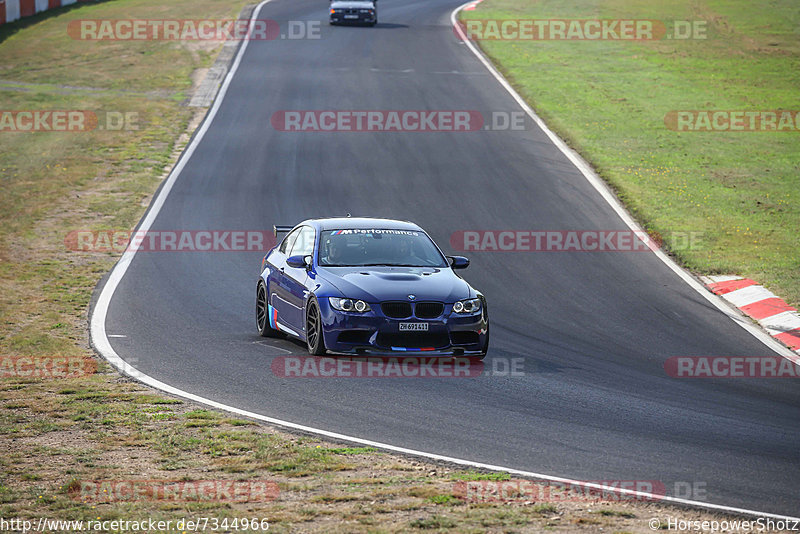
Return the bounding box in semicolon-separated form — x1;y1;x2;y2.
298;217;423;232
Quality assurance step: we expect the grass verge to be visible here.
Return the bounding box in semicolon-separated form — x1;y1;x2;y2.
461;0;799;306
0;0;788;531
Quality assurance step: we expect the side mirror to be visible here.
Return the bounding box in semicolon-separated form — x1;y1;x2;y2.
448;256;469;269
287;255;311;270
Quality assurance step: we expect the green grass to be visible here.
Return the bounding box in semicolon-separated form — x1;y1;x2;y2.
428;494;459;505
0;0;247;360
531;503;558;515
451;470;512;481
462;0;800;306
326;447;379;455
409;515;458;529
595;508;636;517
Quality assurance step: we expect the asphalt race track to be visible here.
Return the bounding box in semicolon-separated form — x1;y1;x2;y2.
95;0;799;516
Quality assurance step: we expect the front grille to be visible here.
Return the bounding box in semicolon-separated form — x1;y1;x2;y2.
414;302;444;319
450;331;479;345
381;302;412;319
376;332;450;349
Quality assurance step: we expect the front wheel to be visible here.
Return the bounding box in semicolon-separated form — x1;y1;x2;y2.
256;282;281;338
305;297;326;355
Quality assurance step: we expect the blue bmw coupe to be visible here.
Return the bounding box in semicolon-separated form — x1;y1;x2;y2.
256;217;489;358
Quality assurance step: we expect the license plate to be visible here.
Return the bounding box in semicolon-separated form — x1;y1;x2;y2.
399;322;428;331
344;14;359;18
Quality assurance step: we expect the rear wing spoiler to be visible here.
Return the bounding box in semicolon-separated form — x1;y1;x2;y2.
273;225;294;237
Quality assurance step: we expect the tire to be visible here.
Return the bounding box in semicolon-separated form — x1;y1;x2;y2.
305;297;327;355
256;281;281;338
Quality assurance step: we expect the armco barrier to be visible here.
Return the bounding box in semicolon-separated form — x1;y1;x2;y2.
1;0;87;25
20;0;34;18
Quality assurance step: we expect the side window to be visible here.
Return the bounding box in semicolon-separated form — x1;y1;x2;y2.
289;226;315;257
279;228;300;254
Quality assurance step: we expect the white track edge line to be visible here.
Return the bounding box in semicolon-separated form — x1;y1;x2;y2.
87;0;799;522
450;6;797;363
451;2;799;520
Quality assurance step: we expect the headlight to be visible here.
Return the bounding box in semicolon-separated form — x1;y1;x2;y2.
360;9;371;12
452;298;481;314
329;297;371;313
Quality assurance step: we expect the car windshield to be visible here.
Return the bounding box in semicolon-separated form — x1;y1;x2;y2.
318;229;448;268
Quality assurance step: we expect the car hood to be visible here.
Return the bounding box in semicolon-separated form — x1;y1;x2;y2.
330;1;375;8
317;266;472;303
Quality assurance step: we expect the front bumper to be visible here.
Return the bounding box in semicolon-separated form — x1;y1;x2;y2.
318;298;488;356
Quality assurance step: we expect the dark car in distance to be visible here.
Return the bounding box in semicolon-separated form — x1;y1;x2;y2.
330;0;377;26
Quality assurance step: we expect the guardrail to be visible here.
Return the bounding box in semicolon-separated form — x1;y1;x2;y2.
1;0;89;26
